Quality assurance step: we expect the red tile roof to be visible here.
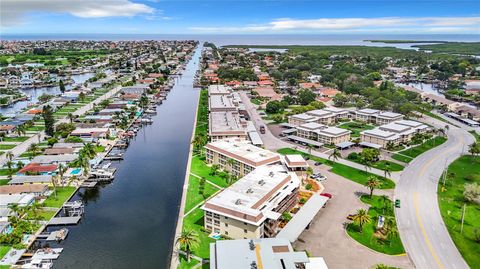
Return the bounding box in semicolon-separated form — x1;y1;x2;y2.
19;163;57;174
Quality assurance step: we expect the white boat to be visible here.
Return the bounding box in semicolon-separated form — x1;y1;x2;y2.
21;259;53;269
89;169;115;180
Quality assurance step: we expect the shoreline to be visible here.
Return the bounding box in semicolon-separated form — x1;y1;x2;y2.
169;86;201;269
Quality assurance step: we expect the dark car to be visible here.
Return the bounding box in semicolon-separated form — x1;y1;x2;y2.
395;199;401;208
314;162;322;166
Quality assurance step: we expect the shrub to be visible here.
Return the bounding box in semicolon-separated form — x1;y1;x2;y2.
347;152;359;160
464;183;480;205
305;184;313;190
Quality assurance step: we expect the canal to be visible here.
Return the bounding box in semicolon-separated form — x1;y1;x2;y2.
51;46;202;268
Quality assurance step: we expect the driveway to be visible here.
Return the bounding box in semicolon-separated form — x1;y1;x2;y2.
294;162;413;269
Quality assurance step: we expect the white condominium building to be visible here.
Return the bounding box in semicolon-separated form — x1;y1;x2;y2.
201;164;300;239
205;139;281;177
296;123;351;145
209;111;248;141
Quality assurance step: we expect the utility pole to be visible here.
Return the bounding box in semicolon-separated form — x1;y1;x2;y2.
460;203;466;235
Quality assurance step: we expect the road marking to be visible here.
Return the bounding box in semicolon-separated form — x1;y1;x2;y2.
411;133;465;269
414;192;445;269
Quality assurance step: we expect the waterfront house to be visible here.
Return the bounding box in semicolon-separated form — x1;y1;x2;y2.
8;175;53;185
44;147;75;155
0;194;35;210
70;127;110;139
18;163;58;175
0;184;49;197
31;154;78;165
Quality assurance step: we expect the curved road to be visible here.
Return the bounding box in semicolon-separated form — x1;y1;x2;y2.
395;125;474;269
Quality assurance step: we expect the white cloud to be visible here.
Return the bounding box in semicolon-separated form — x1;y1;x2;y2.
1;0;155;27
190;16;480;34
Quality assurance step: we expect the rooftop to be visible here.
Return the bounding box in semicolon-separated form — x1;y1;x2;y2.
205;139;280;167
208;85;231;95
209;111;246;136
319;126;351;136
210;238;309;269
202;165;299;225
361;128;400;140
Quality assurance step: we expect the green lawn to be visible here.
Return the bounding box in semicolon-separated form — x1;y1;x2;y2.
338;121;375;137
26;209;57;221
438;155;480;268
42;187;77;208
373;160;404;172
469;130;480;142
185;175;220;213
278;148;395;189
347;195;405;255
392;136;447;163
178;255;200;269
0;144;16;150
250;98;262;105
0;179;9;186
0;168;18;176
190;156;229;188
26;126;45;132
194;90;209;138
94;145;106;153
0;245;11;260
182;208;215;259
1;136;30;142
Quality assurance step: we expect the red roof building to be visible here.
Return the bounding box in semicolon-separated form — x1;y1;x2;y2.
19;163;57;174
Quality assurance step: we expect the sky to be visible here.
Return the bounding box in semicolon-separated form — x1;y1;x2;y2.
1;0;479;35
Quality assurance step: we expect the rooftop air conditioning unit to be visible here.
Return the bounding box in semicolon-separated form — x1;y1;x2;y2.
235;199;242;205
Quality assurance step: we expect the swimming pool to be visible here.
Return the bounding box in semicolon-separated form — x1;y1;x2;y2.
71;168;81;175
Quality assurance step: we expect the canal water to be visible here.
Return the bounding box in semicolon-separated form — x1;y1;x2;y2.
50;47;201;268
0;73;95;115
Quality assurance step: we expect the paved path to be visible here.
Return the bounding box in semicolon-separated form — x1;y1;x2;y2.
294;161;413;269
395;118;474;269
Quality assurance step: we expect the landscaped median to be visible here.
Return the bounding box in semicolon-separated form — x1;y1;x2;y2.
277;148;396;189
347;195;405;255
438;155;480;268
392;136;447;163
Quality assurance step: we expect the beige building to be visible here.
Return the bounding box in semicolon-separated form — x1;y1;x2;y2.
360;119;430;148
209;111;248;141
201;165;300;239
296;123;351;145
355;108;404;125
288;107;350;126
360;129;402;148
288;113;318;126
375;111;404;125
204;139;281;177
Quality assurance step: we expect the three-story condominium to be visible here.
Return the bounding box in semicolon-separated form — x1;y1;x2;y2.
201;164;300;240
205;139;281;177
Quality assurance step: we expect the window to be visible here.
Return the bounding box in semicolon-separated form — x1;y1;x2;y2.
244;229;248;233
225;223;228;227
206;218;212;223
206;211;212;216
206;225;212;230
214;220;220;225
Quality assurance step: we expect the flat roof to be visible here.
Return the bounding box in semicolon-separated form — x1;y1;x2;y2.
205;139;280;167
284;154;309;168
286;135;324;147
8;175;53;184
395;119;424;128
377;111;403;119
336;141;355;149
359;141;383;149
319;127;350;136
361;128;399;139
357;108;379;115
209;111;246;135
276;193;329;243
211;238;309;269
32;154;78;164
209;95;236;110
379;122;411;133
306;109;333;118
208;85;231;95
202;165;299;225
248;131;263;146
290;113;317;121
323;106;348;114
298;122;325;130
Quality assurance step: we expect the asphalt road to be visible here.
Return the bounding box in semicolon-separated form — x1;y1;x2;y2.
395;125;474;269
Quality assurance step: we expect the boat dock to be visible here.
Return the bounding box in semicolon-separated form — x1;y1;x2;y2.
36;228;69;241
80;181;97;187
49;216;81;225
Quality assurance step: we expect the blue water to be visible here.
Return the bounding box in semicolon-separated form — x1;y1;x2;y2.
70;168;81;175
2;34;478;48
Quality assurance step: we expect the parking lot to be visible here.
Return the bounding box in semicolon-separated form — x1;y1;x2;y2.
293;161;413;269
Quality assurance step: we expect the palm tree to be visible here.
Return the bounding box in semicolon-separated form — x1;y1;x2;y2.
6;160;14;180
381;195;390;214
6;151;14;162
15;125;26;137
352;208;371;233
383;162;392;179
191;134;206;155
28;143;40;160
226;158;236;173
209;164;219;176
81;143;97;159
365;176;382;198
57;163;67;187
329;148;341;162
176;230;200;263
67;113;76;123
383;217;399;246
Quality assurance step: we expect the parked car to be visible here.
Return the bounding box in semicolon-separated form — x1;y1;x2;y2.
320;193;333;199
314;162;322;166
259;125;266;134
316;175;327;181
395;199;401;208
